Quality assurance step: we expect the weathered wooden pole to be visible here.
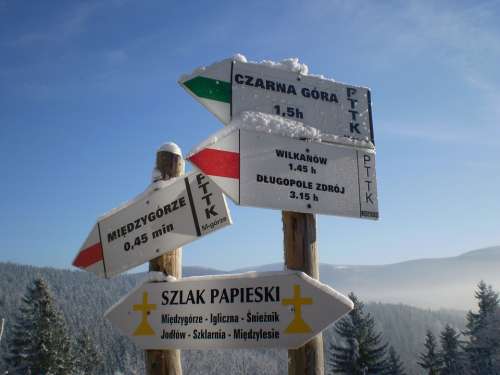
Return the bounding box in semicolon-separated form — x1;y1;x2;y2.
283;211;324;375
145;143;184;375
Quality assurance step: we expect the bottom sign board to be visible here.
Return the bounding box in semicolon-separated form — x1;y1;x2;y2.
105;271;353;350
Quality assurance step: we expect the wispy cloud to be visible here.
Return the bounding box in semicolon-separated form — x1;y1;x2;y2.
379;121;500;146
464;160;496;169
392;2;500;97
351;1;500;144
313;1;500;112
8;2;99;46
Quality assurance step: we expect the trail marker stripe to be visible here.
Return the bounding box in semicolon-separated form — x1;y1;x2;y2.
73;242;103;268
188;148;239;179
183;77;231;103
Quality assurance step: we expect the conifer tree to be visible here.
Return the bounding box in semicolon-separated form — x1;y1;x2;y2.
418;330;442;375
3;278;73;374
440;324;466;374
385;346;406;375
73;329;104;374
328;293;388;374
464;280;500;374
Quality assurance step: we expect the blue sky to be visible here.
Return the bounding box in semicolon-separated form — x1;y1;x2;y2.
1;0;499;272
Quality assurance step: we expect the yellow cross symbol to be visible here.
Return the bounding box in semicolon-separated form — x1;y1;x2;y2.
282;284;313;334
132;292;156;336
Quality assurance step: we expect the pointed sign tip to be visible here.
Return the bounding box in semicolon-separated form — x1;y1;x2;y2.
73;242;104;268
182;76;231;103
188;148;239;179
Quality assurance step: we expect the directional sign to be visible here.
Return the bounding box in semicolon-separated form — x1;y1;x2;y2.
188;128;378;219
105;271;353;350
73;172;232;278
179;58;374;142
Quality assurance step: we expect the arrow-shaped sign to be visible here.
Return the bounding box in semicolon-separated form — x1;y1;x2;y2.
188;128;378;219
73;172;232;278
179;57;374;143
105;271;353;350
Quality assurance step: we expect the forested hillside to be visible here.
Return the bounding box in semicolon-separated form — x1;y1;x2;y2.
0;262;468;374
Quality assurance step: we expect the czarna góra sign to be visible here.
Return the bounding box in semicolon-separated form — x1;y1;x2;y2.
105;271;353;350
73;172;232;278
179;57;374;143
188;128;378;219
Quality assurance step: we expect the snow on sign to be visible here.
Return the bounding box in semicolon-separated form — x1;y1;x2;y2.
105;271;353;350
179;56;374;143
73;172;232;278
188;128;378;219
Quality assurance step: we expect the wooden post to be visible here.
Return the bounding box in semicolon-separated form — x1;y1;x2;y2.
145;143;184;375
283;211;324;375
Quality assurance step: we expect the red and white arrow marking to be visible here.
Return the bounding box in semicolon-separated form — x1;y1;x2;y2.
72;223;105;277
188;129;240;204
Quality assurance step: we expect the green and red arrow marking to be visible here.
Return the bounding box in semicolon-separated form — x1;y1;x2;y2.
178;59;233;124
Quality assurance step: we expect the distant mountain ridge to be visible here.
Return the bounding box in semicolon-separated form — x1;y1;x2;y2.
3;245;497;311
231;246;500;310
458;246;500;258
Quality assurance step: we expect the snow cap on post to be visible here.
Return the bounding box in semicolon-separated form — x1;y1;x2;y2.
154;142;184;183
158;142;182;157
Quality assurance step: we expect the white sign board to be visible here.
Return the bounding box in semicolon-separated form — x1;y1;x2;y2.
105;271;353;350
73;172;232;278
179;58;374;143
188;129;378;219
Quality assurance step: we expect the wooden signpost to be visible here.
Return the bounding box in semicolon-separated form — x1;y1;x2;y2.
76;55;377;375
283;211;322;375
179;56;379;375
147;144;183;375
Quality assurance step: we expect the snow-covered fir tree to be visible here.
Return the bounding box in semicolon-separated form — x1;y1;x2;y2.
439;324;466;374
328;293;389;374
3;278;73;374
418;330;442;375
384;346;406;375
73;329;104;374
463;280;500;374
